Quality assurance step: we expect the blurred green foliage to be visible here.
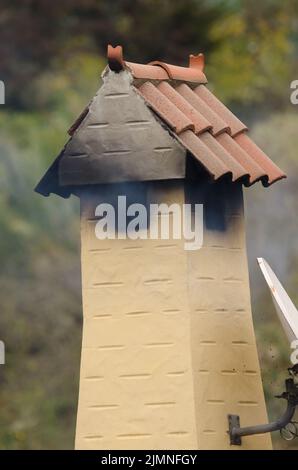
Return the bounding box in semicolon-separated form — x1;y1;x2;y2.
208;0;298;105
0;0;298;449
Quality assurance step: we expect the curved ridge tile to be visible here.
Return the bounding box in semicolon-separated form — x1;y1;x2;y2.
148;61;207;83
126;62;169;80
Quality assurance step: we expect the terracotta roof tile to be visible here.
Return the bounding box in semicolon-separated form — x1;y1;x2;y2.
178;130;231;180
106;45;285;188
200;132;247;182
107;44;125;72
148;60;206;83
189;53;205;71
107;44;207;83
156;81;211;134
216;133;266;184
125;62;169;80
138;82;194;134
194;85;247;137
137;79;285;186
36;45;286;197
176;83;229;136
235;133;286;185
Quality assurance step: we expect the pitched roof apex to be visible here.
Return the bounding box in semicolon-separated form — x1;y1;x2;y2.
107;44;207;84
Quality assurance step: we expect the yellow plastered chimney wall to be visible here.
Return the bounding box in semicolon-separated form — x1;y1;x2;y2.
75;180;272;450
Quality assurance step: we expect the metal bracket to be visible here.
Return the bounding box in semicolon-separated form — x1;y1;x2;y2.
228;414;241;445
227;367;298;446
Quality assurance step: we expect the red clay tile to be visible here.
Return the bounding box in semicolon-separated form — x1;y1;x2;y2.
37;45;286;197
138;82;194;134
107;44;125;72
126;62;169;80
189;53;205;71
178;130;231;180
105;45;285;189
216;133;267;184
107;44;207;83
137;79;285;185
175;84;229;136
149;61;207;83
235;133;286;185
200;132;247;182
194;85;247;137
108;45;285;187
107;44;169;79
157;82;211;134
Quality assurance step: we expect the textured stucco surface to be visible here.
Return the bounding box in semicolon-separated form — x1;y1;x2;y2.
75;180;272;450
60;71;186;185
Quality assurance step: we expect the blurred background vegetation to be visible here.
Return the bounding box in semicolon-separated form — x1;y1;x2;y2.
0;0;298;449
